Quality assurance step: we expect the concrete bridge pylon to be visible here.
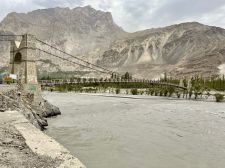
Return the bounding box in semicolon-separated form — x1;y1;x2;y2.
9;34;41;104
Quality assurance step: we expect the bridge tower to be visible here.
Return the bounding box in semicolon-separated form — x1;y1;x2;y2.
9;34;41;104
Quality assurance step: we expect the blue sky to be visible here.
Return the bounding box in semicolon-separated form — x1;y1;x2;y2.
1;0;225;32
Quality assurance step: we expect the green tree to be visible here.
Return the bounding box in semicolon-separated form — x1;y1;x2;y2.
215;93;224;102
122;72;132;80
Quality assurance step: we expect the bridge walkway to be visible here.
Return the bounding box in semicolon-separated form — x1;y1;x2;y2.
39;79;187;90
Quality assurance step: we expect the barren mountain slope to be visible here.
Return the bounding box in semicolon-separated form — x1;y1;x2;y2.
98;22;225;79
0;6;126;74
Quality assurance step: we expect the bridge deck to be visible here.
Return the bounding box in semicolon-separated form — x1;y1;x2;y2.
39;79;187;90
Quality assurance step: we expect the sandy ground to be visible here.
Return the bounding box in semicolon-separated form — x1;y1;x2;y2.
0;114;62;168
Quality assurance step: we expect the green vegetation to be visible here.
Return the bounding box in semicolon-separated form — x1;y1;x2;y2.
167;87;174;97
131;88;138;95
40;72;225;103
115;88;120;94
214;93;224;102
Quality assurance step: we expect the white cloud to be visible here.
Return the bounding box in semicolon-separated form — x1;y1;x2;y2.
0;0;225;32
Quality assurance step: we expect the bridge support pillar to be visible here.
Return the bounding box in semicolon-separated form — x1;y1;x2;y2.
9;34;41;105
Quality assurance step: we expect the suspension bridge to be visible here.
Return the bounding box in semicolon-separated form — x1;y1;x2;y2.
0;34;187;104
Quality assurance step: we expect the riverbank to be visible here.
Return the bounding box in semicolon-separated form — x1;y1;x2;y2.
45;89;225;103
0;111;85;168
0;85;86;168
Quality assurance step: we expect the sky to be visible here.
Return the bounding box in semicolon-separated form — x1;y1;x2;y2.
0;0;225;32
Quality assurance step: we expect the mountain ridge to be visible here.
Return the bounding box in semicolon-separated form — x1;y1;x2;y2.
98;21;225;78
0;6;225;79
0;6;126;76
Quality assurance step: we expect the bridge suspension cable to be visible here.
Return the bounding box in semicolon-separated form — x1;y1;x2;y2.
0;35;22;36
36;48;110;74
36;38;119;76
0;34;124;78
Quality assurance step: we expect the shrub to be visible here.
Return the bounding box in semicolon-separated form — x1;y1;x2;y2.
57;85;66;92
176;92;181;98
116;88;120;94
150;90;154;96
159;90;163;96
168;87;175;97
188;90;193;99
131;88;138;95
215;93;224;102
67;85;73;91
163;89;168;96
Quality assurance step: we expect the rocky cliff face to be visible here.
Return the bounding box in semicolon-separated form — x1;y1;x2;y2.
0;6;126;74
98;22;225;79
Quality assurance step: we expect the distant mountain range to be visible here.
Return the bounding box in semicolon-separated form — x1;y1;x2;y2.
0;6;225;79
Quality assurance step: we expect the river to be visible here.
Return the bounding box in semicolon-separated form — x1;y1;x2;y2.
44;92;225;168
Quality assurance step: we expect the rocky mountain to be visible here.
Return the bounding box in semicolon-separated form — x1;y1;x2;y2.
0;6;126;75
1;6;225;79
98;22;225;79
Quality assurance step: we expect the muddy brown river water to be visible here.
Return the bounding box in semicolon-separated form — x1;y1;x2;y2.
44;92;225;168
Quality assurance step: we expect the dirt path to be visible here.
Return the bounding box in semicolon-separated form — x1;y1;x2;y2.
0;123;61;168
0;114;62;168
